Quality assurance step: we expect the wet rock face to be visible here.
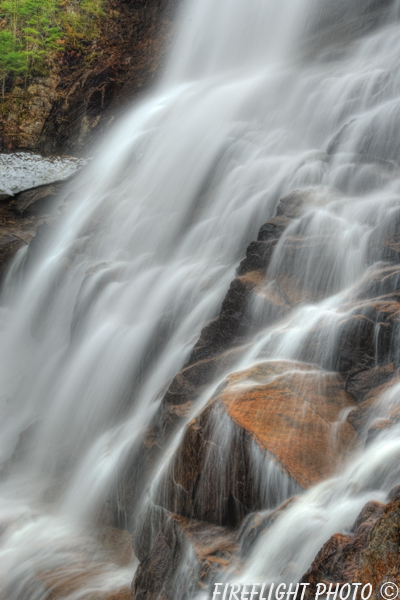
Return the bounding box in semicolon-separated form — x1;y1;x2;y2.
122;186;400;597
160;190;309;432
238;496;297;559
154;361;357;528
160;188;400;446
0;152;89;277
155;398;261;527
221;363;357;488
132;512;237;600
132;516;193;600
300;493;400;600
0;194;57;280
189;272;264;361
0;181;78;281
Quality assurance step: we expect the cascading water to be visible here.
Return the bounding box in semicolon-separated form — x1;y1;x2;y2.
1;0;400;598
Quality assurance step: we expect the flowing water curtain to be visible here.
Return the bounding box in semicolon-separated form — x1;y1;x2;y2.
0;0;400;598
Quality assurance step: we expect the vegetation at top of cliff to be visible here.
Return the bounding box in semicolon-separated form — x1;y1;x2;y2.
0;0;104;95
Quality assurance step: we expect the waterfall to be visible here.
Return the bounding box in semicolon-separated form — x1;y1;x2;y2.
1;0;400;598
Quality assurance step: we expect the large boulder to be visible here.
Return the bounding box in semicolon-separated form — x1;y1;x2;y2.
120;187;400;594
154;361;358;526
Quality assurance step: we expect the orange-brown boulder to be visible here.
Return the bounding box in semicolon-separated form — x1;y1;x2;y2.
219;361;358;489
155;361;359;526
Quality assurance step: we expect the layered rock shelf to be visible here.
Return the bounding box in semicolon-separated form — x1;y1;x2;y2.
0;152;88;279
108;187;400;598
2;179;400;599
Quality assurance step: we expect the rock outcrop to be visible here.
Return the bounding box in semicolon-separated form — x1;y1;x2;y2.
124;185;400;597
10;183;400;599
0;0;178;155
0;160;84;280
154;360;358;530
301;489;400;600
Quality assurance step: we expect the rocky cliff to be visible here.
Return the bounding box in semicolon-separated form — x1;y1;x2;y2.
117;187;400;598
2;185;400;598
1;0;399;597
0;0;178;155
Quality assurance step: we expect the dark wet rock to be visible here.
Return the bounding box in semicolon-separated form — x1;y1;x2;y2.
299;299;400;386
155;361;357;527
162;346;244;416
276;190;306;219
351;500;386;534
9;183;61;215
257;215;292;242
24;221;60;274
236;240;278;276
155;396;262;527
238;496;297;558
187;272;265;365
0;198;53;281
345;364;396;406
355;264;400;302
237;190;318;276
0;166;80;282
0;239;25;280
347;372;400;437
300;496;400;600
131;512;236;600
336;314;381;375
133;502;170;563
366;418;393;445
159;270;268;438
167;402;263;525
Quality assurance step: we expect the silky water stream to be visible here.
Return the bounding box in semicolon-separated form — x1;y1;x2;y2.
1;0;400;598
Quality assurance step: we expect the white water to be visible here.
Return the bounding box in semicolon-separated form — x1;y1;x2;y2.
1;0;400;597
